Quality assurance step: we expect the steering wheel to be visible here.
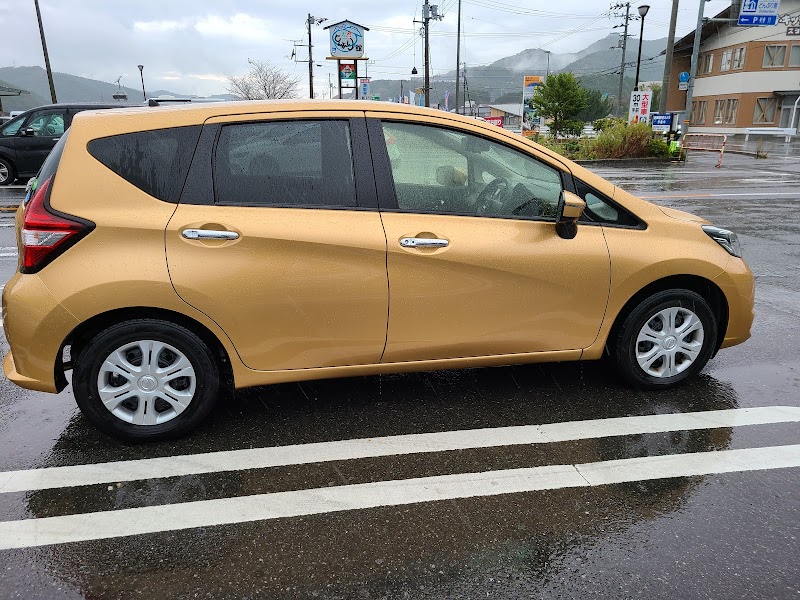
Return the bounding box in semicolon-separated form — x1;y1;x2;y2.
475;177;510;215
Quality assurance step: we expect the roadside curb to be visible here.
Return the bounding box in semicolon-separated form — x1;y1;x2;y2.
575;157;676;167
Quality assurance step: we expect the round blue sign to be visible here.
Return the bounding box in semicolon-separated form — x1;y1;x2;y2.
679;71;690;83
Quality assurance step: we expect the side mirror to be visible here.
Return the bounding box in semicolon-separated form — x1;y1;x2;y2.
20;127;35;137
555;191;586;240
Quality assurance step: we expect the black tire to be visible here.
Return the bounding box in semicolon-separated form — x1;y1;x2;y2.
73;319;221;442
0;157;16;186
611;289;717;390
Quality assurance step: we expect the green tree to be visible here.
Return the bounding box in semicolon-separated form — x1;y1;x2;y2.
648;84;662;114
577;88;614;122
529;72;587;139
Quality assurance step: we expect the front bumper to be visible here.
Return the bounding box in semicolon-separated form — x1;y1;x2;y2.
3;350;59;393
714;257;755;349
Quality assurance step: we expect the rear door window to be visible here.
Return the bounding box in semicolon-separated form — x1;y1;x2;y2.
213;120;356;208
87;126;202;203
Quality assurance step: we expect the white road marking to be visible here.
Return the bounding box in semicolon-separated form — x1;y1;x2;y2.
0;223;16;227
0;444;797;550
1;406;798;494
645;192;799;199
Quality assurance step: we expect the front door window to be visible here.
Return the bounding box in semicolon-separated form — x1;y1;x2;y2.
23;110;66;137
380;121;563;219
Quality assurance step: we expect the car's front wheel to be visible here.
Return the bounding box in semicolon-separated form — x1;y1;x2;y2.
611;289;718;389
0;157;16;186
73;319;220;441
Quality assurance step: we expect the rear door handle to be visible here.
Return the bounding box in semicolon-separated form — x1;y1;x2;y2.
182;229;239;240
400;237;449;248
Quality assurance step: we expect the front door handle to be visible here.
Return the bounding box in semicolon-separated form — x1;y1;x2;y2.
182;229;239;240
400;237;449;248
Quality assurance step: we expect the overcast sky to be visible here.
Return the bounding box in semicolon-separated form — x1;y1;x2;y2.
0;0;731;97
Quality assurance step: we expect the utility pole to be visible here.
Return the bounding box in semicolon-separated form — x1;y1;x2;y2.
307;14;314;98
423;1;431;107
418;1;443;108
684;0;708;132
304;15;327;99
34;0;57;103
659;0;680;113
454;0;462;113
612;2;631;117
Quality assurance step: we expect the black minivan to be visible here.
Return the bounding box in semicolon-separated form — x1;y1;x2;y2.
0;103;128;185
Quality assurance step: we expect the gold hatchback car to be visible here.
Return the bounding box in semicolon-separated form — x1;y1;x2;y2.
2;100;754;441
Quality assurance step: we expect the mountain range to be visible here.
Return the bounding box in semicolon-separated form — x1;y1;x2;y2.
367;34;668;107
1;34;667;113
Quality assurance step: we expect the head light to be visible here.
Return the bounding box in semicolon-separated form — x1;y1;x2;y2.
702;225;742;258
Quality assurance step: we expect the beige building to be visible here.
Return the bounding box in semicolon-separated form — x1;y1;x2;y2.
666;1;800;135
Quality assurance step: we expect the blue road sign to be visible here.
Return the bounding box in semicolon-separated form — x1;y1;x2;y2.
738;0;781;26
738;14;778;25
679;71;690;83
651;113;673;133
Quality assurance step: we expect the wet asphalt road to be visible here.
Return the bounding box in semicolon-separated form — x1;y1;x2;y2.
1;152;799;599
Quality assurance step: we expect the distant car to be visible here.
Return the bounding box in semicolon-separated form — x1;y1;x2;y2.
0;116;11;126
0;103;128;185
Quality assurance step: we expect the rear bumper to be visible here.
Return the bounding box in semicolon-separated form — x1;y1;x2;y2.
2;273;78;393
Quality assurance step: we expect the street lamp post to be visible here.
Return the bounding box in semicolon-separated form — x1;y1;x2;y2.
137;65;146;101
634;4;650;91
544;50;551;79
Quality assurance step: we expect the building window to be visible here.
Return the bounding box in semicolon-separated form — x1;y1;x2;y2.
720;49;732;71
763;45;786;67
724;99;739;124
732;47;746;69
691;100;707;125
701;53;714;74
790;45;800;67
754;97;777;124
713;100;725;124
713;99;738;125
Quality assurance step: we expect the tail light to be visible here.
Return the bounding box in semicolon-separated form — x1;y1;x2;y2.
20;175;93;273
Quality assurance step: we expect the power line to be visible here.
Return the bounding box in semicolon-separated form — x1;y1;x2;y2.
463;0;599;18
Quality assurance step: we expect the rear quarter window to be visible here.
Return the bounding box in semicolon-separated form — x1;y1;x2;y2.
87;126;201;203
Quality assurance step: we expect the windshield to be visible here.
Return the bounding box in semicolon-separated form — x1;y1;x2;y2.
0;114;25;137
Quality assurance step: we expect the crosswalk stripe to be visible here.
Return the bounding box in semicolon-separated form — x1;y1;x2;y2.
1;444;798;550
1;406;798;494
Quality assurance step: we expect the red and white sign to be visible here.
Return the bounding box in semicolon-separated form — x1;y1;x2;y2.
628;90;652;123
484;116;504;127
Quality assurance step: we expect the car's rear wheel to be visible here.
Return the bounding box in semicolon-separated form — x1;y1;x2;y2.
611;289;717;389
73;319;220;441
0;157;15;186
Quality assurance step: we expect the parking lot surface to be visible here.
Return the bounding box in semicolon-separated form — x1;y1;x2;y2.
1;152;799;599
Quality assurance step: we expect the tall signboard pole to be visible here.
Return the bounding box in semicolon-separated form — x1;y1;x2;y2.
659;0;679;113
325;21;369;100
683;0;707;134
34;0;57;103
